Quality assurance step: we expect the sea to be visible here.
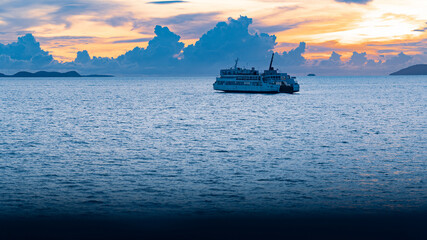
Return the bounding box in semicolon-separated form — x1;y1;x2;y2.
0;76;426;238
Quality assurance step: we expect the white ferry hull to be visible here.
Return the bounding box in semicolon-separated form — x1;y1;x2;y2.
213;81;280;93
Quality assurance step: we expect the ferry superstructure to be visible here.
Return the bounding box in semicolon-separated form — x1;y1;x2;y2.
213;54;299;93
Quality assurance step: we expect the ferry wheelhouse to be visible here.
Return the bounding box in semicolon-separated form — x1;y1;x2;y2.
213;54;299;93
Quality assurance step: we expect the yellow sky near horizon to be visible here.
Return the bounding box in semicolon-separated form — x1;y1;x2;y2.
2;0;425;62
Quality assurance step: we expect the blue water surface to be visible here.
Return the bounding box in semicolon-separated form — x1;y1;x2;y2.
0;76;426;218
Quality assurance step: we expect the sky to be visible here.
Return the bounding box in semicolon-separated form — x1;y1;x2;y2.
0;0;426;75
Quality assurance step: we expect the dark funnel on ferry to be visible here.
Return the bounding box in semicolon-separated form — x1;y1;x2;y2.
269;53;275;70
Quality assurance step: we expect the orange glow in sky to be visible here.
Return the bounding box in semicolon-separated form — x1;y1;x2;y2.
0;0;425;62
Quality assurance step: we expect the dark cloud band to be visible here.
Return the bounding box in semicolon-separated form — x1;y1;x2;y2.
0;16;422;76
335;0;372;4
147;1;187;4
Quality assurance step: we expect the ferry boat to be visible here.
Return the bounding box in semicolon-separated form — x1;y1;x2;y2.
213;54;299;93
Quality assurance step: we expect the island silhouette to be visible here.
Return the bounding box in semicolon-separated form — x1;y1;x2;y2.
390;64;427;75
0;71;113;78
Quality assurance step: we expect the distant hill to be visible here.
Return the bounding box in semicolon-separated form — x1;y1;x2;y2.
390;64;427;75
0;71;113;78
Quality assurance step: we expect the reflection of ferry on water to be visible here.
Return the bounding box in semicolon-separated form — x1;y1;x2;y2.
213;53;299;93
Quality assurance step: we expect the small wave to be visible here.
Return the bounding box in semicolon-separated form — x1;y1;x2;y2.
69;140;89;144
82;200;104;204
212;150;228;153
230;137;245;141
257;178;306;183
138;187;160;193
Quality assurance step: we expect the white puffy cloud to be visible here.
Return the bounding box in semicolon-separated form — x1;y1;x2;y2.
0;33;54;72
276;42;306;66
0;16;424;76
182;16;276;70
384;52;412;66
320;51;343;66
349;51;368;66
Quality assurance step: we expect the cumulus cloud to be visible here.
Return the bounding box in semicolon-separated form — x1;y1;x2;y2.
114;25;184;71
144;25;184;62
384;52;411;66
320;51;342;66
74;16;280;74
0;16;424;76
329;51;342;62
182;16;276;69
0;34;48;61
349;51;368;66
75;50;90;64
0;33;54;70
69;25;184;74
276;42;306;66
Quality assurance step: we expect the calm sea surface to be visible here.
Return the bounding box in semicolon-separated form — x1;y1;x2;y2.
0;76;426;218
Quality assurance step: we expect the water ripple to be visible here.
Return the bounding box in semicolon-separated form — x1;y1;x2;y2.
0;76;426;217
